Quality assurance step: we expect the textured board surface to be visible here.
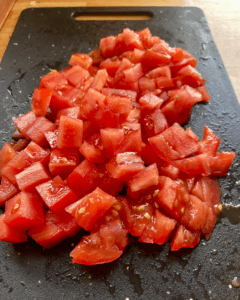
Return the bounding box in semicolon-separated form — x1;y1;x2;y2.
0;7;240;300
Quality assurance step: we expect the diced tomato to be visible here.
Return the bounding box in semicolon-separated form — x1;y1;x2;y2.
40;70;68;90
141;50;171;67
80;140;105;163
5;192;44;231
66;159;100;198
139;77;156;91
1;142;50;184
70;219;126;265
96;163;124;196
49;148;80;178
101;95;131;128
62;65;90;87
124;198;155;236
102;87;137;100
0;143;17;175
57;115;83;148
180;195;209;232
65;187;116;230
117;125;142;155
100;128;125;158
0;176;19;207
100;58;121;77
27;210;68;249
0;214;28;244
55;107;82;126
142;109;168;137
88;49;105;66
170;224;201;251
139;92;164;111
209;152;235;176
198;126;221;156
45;129;58;149
31;88;53;116
106;152;145;182
36;175;79;216
80;88;106;124
171;153;211;176
25;116;56;147
141;142;165;171
68;53;93;69
149;123;198;162
139;209;177;244
13;111;38;139
127;164;159;194
157;177;190;221
16;162;51;192
159;163;180;180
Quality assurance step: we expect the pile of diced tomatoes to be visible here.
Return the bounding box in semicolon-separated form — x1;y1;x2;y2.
0;28;236;265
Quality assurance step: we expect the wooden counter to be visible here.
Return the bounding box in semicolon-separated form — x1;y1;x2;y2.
1;0;240;102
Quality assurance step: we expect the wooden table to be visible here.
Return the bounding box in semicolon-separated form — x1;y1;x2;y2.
1;0;240;102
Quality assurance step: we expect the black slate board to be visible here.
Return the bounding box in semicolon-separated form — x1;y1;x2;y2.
0;7;240;300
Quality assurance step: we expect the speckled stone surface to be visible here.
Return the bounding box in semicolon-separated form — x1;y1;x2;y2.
0;7;239;300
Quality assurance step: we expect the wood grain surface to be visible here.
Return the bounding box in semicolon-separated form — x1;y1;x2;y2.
0;0;239;102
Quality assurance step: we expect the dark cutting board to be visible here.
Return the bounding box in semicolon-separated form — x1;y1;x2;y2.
0;7;240;300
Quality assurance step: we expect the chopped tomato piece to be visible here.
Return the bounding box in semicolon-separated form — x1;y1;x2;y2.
65;187;116;230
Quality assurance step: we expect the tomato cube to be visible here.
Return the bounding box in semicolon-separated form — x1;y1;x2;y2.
66;159;100;198
127;164;159;194
5;192;44;231
0;143;17;174
36;175;79;216
57;115;83;148
65;187;116;230
25;116;56;147
13;111;38;139
0;214;28;244
139;210;177;245
100;128;125;158
49;148;80;178
170;224;200;251
0;176;19;207
27;210;68;249
68;53;93;70
16;162;51;192
40;70;68;90
106;152;145;181
31;88;53;116
63;65;90;87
